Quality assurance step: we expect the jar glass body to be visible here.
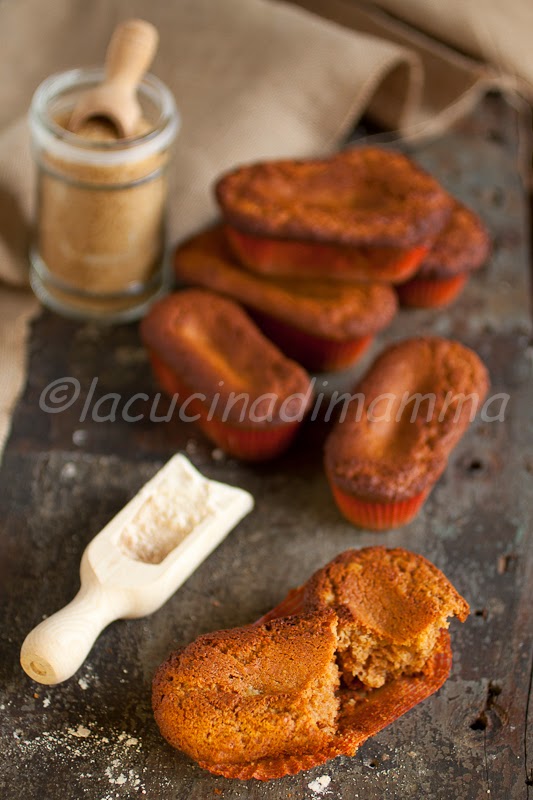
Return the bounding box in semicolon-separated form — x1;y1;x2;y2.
29;68;179;322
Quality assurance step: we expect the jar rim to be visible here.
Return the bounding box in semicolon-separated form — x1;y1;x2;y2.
29;67;180;166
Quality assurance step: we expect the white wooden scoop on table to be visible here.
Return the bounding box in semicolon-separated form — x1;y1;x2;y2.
20;455;254;685
68;18;159;138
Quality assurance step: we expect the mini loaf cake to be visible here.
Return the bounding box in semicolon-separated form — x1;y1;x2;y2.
397;201;490;308
153;546;468;780
174;227;398;371
216;147;453;282
324;337;489;529
140;289;313;461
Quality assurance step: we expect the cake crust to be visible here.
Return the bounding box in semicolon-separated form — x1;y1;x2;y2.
324;337;489;503
153;611;340;768
140;289;313;427
418;201;490;277
216;147;453;248
174;227;397;341
304;548;469;638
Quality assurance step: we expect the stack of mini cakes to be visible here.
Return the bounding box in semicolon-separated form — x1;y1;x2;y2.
142;147;490;479
174;147;488;373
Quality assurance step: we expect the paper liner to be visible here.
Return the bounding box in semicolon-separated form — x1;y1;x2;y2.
397;273;468;308
329;482;430;530
200;584;452;781
256;585;307;625
226;225;429;284
149;352;302;461
249;309;373;371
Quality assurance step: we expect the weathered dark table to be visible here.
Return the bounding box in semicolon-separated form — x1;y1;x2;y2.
1;96;532;800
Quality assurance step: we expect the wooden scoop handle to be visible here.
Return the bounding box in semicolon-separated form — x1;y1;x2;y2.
20;580;127;685
68;18;159;136
105;18;159;91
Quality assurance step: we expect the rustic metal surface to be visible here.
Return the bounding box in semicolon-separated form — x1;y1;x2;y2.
0;95;532;799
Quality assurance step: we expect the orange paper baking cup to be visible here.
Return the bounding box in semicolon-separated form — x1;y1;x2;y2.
329;481;430;530
397;273;468;308
248;309;373;371
256;585;307;625
226;225;429;284
149;352;302;461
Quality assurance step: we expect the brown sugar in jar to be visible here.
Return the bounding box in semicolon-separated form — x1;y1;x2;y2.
29;68;179;322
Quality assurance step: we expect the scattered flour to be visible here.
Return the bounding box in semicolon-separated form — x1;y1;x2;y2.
308;775;332;795
185;439;198;455
10;722;146;795
72;430;88;446
60;462;77;480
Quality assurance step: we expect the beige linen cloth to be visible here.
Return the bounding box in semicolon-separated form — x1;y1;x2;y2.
0;0;531;461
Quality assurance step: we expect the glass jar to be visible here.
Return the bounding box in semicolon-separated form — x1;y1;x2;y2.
29;67;179;322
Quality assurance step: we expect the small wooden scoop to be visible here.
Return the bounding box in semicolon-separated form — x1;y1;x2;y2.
68;18;159;138
20;455;253;685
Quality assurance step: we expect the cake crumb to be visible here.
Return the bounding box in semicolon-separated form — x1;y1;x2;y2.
72;430;88;446
68;725;91;738
308;775;331;794
78;677;89;690
42;698;50;708
61;462;77;480
185;439;198;455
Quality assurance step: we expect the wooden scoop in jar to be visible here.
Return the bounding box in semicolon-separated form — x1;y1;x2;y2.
68;18;159;138
20;455;254;685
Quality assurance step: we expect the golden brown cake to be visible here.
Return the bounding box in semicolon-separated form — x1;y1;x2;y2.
216;147;453;247
418;201;490;278
153;547;468;780
324;337;489;529
153;611;340;770
397;201;490;308
174;226;397;370
140;289;313;460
